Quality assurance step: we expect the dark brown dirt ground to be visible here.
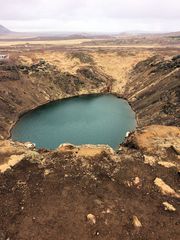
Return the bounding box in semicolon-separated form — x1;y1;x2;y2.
0;132;179;240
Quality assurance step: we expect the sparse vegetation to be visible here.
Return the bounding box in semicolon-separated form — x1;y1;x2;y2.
69;51;94;64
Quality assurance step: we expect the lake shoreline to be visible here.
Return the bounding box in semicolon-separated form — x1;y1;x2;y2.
10;92;136;149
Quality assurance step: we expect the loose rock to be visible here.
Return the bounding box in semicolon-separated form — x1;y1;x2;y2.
144;155;156;166
87;214;96;225
163;202;176;212
132;216;142;228
154;178;180;198
158;161;176;168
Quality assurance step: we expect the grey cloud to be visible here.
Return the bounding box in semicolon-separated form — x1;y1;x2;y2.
1;0;180;20
0;0;179;32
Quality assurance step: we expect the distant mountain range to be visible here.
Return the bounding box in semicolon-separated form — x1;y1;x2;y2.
0;25;12;34
0;24;179;40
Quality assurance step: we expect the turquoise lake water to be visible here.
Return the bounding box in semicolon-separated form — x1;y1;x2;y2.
11;95;136;149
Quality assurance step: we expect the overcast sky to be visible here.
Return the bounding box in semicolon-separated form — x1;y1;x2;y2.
0;0;180;33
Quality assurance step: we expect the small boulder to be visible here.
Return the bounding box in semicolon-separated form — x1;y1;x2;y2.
132;216;142;228
87;214;96;225
158;161;176;168
24;142;36;150
163;202;176;212
154;178;180;198
133;177;140;186
144;155;156;166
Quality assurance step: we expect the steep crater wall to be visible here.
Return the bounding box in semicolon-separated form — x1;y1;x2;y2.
124;55;180;127
0;59;110;139
0;53;179;140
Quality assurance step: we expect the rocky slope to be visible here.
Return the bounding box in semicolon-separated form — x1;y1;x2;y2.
125;55;180;127
0;50;179;239
0;58;109;139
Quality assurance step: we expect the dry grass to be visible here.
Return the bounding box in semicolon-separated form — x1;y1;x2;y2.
33;51;87;74
18;55;34;65
16;48;152;94
134;125;180;153
91;50;152;94
0;39;93;47
80;44;180;48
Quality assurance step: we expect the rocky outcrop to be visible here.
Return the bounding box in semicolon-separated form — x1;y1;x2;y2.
125;55;180;127
0;61;20;81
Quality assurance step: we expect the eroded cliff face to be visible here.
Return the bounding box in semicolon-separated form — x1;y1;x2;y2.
0;50;179;239
125;55;180;127
0;58;109;139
